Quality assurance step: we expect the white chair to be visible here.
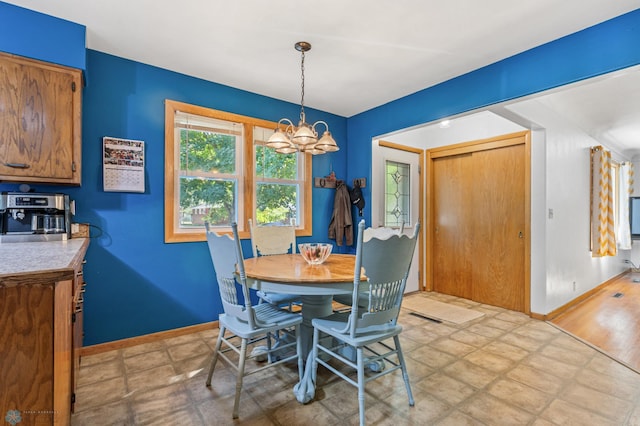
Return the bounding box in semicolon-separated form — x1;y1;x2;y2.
310;219;419;426
204;222;304;419
248;218;302;309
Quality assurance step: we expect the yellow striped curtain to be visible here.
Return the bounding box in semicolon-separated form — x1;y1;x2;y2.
590;146;617;257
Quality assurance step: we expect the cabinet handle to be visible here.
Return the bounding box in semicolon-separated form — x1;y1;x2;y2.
4;163;30;169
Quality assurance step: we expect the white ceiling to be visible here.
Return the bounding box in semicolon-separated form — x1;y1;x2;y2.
6;0;640;156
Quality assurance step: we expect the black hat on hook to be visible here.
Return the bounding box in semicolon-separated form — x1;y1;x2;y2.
349;181;365;216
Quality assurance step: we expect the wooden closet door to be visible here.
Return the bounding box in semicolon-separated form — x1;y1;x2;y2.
433;153;474;299
472;144;525;311
429;131;528;313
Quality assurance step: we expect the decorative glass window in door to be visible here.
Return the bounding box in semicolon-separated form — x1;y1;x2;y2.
385;160;410;228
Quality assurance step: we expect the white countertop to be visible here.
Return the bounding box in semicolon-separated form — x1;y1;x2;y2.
0;238;88;277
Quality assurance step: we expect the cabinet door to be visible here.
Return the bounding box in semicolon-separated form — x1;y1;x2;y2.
0;52;82;184
0;284;55;423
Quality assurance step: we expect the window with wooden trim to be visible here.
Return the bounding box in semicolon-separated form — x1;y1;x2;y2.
164;100;312;243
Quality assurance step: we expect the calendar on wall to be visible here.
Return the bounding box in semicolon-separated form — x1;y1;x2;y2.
103;137;145;192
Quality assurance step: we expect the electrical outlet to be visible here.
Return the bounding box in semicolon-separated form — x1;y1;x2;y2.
572;281;576;291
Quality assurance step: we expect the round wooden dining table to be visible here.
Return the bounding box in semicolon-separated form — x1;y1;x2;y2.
242;253;363;356
243;252;367;403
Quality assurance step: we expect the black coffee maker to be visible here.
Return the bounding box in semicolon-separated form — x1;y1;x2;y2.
0;192;71;242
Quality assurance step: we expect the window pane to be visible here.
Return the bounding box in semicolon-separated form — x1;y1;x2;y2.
256;183;298;225
180;129;237;174
179;177;236;228
384;160;410;227
255;144;297;179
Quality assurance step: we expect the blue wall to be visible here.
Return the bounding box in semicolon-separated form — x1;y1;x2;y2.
80;51;346;344
0;4;347;345
73;52;346;344
1;4;639;345
0;2;85;70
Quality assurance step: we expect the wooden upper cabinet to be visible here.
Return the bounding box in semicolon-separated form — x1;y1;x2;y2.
0;52;82;185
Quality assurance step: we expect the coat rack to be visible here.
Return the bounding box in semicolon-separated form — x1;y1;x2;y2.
314;177;366;189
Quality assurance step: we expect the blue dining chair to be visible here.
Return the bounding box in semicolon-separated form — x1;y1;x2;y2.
248;218;302;310
332;221;406;311
204;222;304;419
310;219;419;426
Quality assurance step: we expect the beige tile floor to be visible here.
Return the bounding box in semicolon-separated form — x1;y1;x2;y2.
71;292;640;425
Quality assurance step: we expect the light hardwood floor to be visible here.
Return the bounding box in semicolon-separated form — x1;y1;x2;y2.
550;271;640;373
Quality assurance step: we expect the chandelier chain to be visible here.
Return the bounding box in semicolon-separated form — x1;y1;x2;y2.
300;50;306;122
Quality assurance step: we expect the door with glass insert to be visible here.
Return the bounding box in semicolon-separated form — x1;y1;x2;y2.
372;141;422;292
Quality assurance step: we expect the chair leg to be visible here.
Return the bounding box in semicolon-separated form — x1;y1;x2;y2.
311;327;320;384
205;326;225;387
232;338;248;419
266;330;275;363
394;335;414;406
296;324;304;379
356;346;366;426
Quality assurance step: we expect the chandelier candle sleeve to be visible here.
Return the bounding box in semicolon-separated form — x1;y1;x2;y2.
267;42;339;155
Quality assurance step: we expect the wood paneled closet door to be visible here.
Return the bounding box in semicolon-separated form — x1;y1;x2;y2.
430;132;529;313
433;153;474;299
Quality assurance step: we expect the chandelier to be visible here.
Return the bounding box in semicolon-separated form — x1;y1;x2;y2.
266;42;339;155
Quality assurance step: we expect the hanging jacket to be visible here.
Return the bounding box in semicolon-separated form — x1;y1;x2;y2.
328;181;353;246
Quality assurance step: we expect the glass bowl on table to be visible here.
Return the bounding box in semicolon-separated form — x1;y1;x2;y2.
298;243;333;265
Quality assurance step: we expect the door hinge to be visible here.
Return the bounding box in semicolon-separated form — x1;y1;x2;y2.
71;393;76;404
72;81;76;92
72;312;76;323
418;164;422;174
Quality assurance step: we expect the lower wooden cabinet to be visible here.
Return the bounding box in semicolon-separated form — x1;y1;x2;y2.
0;241;88;426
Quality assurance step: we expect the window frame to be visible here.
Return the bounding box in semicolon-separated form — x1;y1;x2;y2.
612;161;620;235
164;99;312;243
